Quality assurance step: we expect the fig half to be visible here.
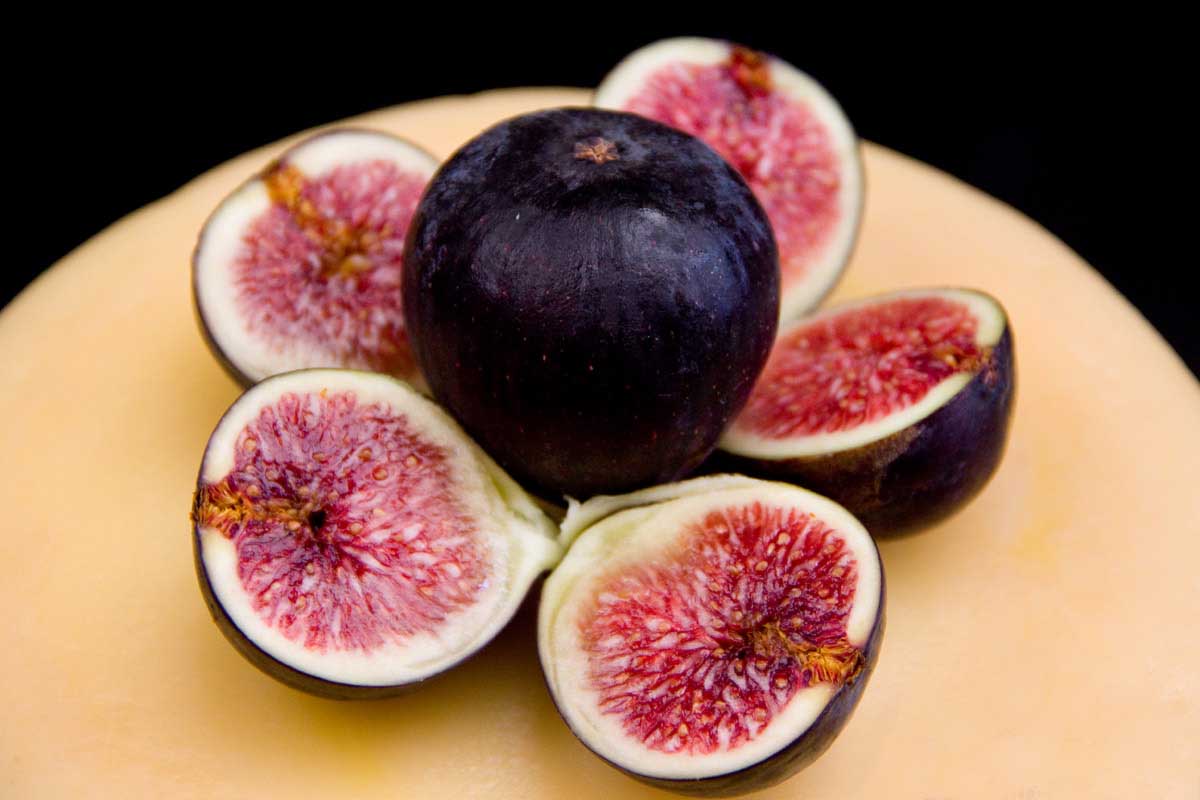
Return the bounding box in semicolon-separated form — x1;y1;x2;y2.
191;369;560;698
193;129;438;387
596;37;863;321
540;476;884;797
718;288;1015;537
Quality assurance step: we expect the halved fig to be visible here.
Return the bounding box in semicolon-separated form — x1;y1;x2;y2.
718;288;1015;537
193;129;438;387
595;37;863;321
191;369;560;698
540;476;884;796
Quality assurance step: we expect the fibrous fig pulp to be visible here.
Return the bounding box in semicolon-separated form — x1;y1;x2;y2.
596;37;863;321
193;129;438;387
719;288;1015;537
191;369;560;698
540;476;884;796
403;108;779;500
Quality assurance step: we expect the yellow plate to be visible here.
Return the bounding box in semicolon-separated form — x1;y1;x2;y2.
2;89;1197;799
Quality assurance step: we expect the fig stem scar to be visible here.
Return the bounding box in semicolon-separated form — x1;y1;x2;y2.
748;622;864;686
263;163;378;278
573;138;620;164
730;46;772;96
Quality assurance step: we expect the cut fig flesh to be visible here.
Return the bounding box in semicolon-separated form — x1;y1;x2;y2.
595;37;863;321
192;369;560;697
540;477;884;796
719;288;1014;536
193;129;438;387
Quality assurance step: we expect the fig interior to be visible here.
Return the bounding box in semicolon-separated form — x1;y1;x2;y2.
192;370;559;694
723;288;1008;457
193;130;438;386
540;481;883;787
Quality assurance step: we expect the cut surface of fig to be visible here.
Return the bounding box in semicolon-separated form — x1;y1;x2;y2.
193;130;438;387
540;478;883;796
595;37;863;321
404;108;778;500
192;369;560;697
719;288;1014;536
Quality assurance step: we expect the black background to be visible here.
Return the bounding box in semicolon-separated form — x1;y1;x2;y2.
9;27;1191;375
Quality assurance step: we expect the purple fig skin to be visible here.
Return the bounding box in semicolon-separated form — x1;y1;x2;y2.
716;326;1015;538
549;559;885;797
403;108;779;500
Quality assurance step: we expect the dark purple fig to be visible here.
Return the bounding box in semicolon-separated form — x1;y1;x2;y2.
539;476;884;797
191;369;560;698
718;288;1015;537
402;108;779;500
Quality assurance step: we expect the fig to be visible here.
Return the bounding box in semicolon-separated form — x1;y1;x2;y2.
403;108;779;500
595;37;863;322
539;476;884;796
193;129;438;387
191;369;560;698
718;288;1015;537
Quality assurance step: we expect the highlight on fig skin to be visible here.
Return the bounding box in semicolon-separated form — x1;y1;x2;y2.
540;476;884;796
191;369;560;699
718;288;1015;537
595;36;864;321
192;129;440;388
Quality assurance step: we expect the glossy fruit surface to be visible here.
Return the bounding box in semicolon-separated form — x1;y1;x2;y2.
404;108;779;499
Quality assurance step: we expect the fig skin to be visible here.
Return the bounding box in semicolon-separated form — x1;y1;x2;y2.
403;108;779;500
716;327;1015;538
